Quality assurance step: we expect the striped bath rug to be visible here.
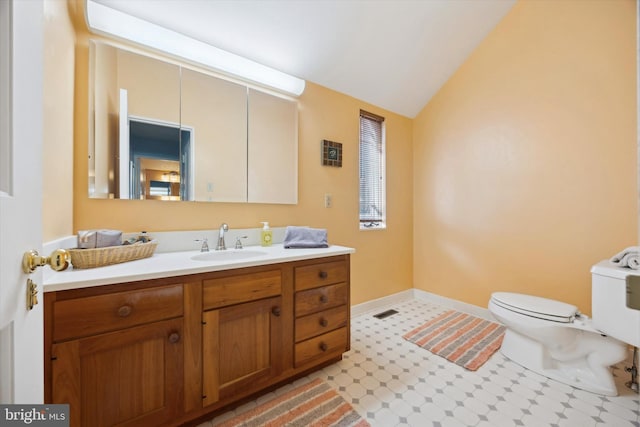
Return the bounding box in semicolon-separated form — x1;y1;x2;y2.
215;378;370;427
403;309;505;371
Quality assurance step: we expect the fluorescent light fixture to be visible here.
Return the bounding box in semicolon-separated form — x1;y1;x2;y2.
85;0;305;96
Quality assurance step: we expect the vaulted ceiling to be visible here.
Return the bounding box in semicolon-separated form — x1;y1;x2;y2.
93;0;516;118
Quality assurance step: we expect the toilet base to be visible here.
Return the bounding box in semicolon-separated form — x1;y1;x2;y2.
500;328;624;396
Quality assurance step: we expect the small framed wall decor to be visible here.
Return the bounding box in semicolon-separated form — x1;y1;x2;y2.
322;139;342;167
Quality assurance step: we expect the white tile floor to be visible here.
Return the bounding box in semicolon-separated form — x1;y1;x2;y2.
202;298;640;427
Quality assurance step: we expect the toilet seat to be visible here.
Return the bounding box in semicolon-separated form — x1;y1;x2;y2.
490;292;578;323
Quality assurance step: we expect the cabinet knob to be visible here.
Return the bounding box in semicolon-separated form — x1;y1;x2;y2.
271;306;281;317
117;305;132;317
319;295;328;303
318;271;328;279
319;342;328;352
168;332;180;344
319;318;328;327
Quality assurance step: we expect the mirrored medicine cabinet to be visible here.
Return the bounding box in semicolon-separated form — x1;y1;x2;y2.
88;40;298;204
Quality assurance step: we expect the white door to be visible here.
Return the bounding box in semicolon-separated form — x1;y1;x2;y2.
0;0;44;403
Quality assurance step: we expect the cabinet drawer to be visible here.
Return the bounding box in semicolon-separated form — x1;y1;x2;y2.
203;270;281;310
295;260;347;292
294;327;348;367
295;305;348;343
295;283;347;317
53;284;183;342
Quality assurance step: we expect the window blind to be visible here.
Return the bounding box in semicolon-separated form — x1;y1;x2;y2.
359;110;385;227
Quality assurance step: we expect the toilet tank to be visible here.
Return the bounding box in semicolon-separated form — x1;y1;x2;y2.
591;261;640;348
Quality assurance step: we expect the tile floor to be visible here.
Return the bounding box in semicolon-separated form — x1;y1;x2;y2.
202;298;640;427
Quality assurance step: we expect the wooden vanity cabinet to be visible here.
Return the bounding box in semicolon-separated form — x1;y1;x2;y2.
294;259;350;368
201;269;284;407
45;283;187;427
44;255;350;427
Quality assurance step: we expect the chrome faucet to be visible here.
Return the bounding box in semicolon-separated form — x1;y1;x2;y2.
216;223;229;250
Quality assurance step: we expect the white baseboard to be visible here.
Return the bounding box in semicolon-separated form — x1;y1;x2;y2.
351;289;414;317
412;289;493;320
351;288;494;321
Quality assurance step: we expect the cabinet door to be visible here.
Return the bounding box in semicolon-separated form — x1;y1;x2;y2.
202;296;283;406
51;318;183;427
181;68;247;202
247;89;297;204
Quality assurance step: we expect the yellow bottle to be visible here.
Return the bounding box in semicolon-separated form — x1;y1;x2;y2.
260;222;273;247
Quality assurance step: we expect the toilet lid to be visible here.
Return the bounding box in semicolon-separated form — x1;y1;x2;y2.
491;292;578;323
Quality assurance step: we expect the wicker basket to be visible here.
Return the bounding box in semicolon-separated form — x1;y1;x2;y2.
68;240;158;269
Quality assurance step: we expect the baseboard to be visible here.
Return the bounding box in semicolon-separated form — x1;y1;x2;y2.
351;289;414;317
351;288;493;321
412;289;493;320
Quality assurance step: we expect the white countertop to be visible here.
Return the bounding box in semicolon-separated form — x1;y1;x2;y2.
44;244;355;292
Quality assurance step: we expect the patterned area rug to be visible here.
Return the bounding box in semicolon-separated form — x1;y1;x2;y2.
403;309;505;371
216;378;370;427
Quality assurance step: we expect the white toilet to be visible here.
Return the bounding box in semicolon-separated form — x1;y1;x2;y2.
488;261;640;396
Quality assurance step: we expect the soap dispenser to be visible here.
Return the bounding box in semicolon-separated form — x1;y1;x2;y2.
260;222;273;247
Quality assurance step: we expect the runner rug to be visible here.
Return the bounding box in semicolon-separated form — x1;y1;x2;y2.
403;309;505;371
215;378;370;427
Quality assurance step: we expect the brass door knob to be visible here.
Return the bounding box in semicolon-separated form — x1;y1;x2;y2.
22;248;70;274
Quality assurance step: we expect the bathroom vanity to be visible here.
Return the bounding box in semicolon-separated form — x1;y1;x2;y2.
43;246;352;427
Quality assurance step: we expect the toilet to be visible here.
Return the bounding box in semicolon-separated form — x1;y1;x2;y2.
488;261;640;396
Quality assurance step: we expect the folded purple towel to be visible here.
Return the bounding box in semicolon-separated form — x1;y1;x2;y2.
283;226;329;249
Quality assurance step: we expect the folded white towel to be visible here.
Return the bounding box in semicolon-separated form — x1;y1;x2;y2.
610;246;640;270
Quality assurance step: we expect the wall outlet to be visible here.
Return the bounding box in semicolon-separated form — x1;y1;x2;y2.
207;182;214;192
324;193;332;208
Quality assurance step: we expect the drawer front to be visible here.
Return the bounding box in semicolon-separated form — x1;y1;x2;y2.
53;284;183;342
294;327;348;367
294;260;347;292
203;269;282;310
295;283;348;317
295;305;348;343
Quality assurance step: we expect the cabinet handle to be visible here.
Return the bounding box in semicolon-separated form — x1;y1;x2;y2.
319;318;328;327
117;305;132;317
319;295;328;303
271;306;281;317
168;332;180;344
318;271;328;279
319;342;328;352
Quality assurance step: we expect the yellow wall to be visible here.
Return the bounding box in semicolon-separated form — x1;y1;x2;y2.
69;10;414;305
42;0;75;241
413;0;637;314
46;0;637;310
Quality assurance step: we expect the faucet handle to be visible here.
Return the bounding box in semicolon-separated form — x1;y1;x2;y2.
195;237;209;252
235;236;247;249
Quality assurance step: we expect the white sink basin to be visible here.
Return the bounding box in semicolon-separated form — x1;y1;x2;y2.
190;250;267;262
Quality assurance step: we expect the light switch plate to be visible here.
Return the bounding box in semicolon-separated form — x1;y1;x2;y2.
324;193;332;208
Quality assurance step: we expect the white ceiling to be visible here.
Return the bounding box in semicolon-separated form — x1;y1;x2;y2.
93;0;516;118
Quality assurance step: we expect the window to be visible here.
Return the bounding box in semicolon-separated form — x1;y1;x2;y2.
359;110;386;229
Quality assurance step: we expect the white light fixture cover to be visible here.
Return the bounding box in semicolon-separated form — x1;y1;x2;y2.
84;0;305;96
